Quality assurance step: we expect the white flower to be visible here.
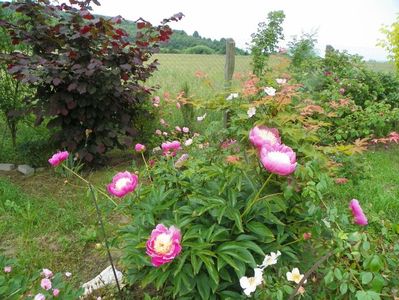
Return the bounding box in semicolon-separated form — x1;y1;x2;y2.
286;267;306;284
239;268;263;296
197;113;207;122
247;107;256;118
184;138;193;146
174;154;189;168
65;272;72;277
260;251;281;269
264;87;276;96
226;93;239;100
276;78;287;85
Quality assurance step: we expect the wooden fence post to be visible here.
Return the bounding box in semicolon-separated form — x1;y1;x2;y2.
224;38;235;128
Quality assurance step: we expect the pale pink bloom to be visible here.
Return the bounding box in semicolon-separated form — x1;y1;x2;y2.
286;268;306;284
41;278;52;290
249;126;281;149
303;232;312;240
349;199;368;226
184;139;193;146
182;127;189;133
193;133;200;138
41;268;53;278
226;93;239;100
260;251;281;269
107;171;139;198
176;102;181;109
162;131;168;136
221;139;237;149
48;151;69;166
34;294;46;300
65;272;72;277
53;289;60;297
160;118;168;127
4;266;11;273
197;113;207;122
335;178;348;184
260;144;297;176
174;154;189;168
226;155;240;164
264;87;276;96
247;107;256;118
388;131;399;143
134;143;146;152
161;141;181;157
155;129;162;136
276;78;287;85
146;224;182;267
239;268;263;296
175;126;182;132
152;96;160;107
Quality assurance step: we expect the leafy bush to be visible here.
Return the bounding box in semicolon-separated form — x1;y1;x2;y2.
288;32;318;70
184;45;215;55
0;0;183;163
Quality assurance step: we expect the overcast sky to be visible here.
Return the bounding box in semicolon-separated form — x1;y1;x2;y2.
92;0;399;61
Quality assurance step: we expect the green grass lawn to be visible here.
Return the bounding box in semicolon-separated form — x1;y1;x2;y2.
330;144;399;221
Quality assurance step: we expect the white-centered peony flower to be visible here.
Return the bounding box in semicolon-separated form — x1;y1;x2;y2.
247;107;256;118
286;267;306;284
184;138;193;146
226;93;239;100
239;268;263;296
260;250;281;269
264;87;276;96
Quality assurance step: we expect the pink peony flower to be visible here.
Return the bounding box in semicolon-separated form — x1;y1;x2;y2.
134;143;146;153
48;151;69;167
155;129;162;136
4;266;11;273
41;278;52;290
249;126;281;149
41;268;53;278
303;232;312;240
53;289;60;297
34;294;46;300
161;141;181;157
146;224;182;267
175;126;182;132
349;199;368;226
107;171;139;198
260;144;297;176
182;127;189;133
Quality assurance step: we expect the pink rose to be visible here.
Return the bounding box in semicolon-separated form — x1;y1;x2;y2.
260;143;297;176
107;171;139;198
48;151;69;167
146;224;182;267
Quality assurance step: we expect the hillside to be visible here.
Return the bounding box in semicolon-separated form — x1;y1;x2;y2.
118;19;248;55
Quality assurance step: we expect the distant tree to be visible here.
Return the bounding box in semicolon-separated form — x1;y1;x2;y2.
250;10;285;76
193;31;200;38
184;45;215;54
288;31;318;69
379;16;399;72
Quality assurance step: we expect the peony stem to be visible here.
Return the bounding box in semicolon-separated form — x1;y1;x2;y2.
141;152;152;182
61;164;118;207
88;185;123;299
242;173;273;218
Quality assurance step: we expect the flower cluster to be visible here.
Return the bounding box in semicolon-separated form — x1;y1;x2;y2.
34;268;62;299
249;126;297;176
161;140;181;157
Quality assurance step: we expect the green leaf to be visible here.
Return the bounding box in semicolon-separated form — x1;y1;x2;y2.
361;272;373;285
198;254;219;285
246;221;274;242
197;273;211;300
334;268;343;281
324;270;334;285
340;282;348;295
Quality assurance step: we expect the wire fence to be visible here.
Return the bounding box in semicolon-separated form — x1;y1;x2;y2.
148;53;252;100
